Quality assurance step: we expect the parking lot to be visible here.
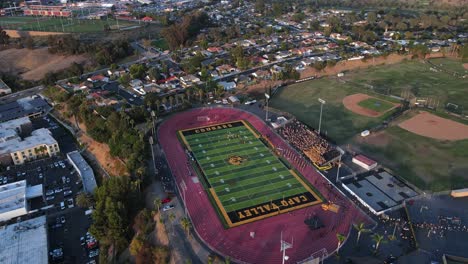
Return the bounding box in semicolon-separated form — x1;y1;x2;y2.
0;114;98;263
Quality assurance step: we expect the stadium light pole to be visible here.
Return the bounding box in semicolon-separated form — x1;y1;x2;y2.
265;93;270;121
149;136;157;177
335;154;342;183
318;98;326;135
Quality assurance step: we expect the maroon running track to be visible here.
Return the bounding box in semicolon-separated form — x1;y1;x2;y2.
158;107;369;264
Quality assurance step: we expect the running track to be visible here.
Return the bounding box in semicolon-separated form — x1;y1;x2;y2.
158;107;369;263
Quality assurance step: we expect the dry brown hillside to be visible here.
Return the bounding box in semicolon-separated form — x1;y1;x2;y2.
0;47;88;81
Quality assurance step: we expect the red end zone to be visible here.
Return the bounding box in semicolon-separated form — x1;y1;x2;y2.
158;107;369;264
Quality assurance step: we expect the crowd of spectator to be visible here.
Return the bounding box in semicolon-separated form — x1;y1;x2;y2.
278;119;337;165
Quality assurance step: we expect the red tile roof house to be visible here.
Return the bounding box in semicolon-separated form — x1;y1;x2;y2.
207;47;223;53
141;16;153;22
87;75;109;83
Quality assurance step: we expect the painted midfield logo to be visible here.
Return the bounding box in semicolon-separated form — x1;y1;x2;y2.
227;155;247;166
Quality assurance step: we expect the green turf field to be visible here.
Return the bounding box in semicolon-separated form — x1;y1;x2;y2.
270;58;468;191
270;58;468;143
358;97;395;113
179;121;322;227
0;16;138;33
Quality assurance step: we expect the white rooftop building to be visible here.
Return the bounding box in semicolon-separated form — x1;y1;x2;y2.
67;151;97;194
0;117;32;143
0;180;43;222
0;215;48;264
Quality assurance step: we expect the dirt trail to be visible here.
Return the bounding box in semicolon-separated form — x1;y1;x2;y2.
0;47;87;81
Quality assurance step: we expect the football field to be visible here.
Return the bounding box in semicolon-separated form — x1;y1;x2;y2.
179;120;322;227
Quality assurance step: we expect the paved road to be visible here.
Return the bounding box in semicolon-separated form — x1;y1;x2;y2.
0;85;44;104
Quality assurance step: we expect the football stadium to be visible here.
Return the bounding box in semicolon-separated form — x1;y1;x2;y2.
158;108;369;263
178;120;323;227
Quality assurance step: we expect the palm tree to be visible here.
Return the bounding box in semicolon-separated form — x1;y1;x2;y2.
168;96;174;109
155;99;161;113
154;198;162;217
185;89;191;102
179;94;185;105
197;88;204;103
161;97;167;109
168;212;176;235
180;217;192;238
336;233;346;254
354;222;369;244
372;233;385;252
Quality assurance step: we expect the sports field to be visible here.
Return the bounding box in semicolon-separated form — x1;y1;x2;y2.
179;120;322;227
358;97;394;113
271;58;468;143
0;16;138;33
270;58;468;191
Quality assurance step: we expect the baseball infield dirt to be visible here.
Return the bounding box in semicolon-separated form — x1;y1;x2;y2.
399;111;468;140
342;93;399;117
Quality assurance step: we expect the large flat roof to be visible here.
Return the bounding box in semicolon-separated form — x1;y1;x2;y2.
0;98;49;123
67;151;97;193
0;180;26;217
342;170;419;214
0;216;48;264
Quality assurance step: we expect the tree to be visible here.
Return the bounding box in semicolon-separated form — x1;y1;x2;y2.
76;192;94;208
372;233;385;252
336;233;346;254
367;12;377;24
255;0;265;14
118;73;131;86
154;198;162;217
180;217;192;238
129;235;145;256
353;222;369;244
129;64;147;79
148;67;161;82
0;26;10;46
168;212;176;235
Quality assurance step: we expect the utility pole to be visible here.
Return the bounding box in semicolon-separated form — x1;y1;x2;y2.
318;98;326;135
265;93;270;121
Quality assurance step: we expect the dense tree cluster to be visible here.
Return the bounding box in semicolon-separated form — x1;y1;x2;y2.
89;176;141;261
47;35;133;65
161;11;211;50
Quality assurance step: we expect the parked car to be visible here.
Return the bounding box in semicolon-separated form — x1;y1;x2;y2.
60;216;66;224
46;196;55;201
162;197;171;204
67;198;74;208
64;190;72;196
162;205;175;211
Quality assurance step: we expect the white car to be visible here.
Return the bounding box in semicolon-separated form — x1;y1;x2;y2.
162;205;174;211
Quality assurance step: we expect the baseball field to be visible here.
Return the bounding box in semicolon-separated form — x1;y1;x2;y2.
178;120;322;227
0;16;138;33
270;58;468;191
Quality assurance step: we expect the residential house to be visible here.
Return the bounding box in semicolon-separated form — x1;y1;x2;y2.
180;75;201;88
218;81;237;91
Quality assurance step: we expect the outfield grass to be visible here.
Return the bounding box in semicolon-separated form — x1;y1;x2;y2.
271;58;468;191
180;121;321;226
270;58;468;143
358;97;395;113
0;16;139;33
353;125;468;192
429;57;468;75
